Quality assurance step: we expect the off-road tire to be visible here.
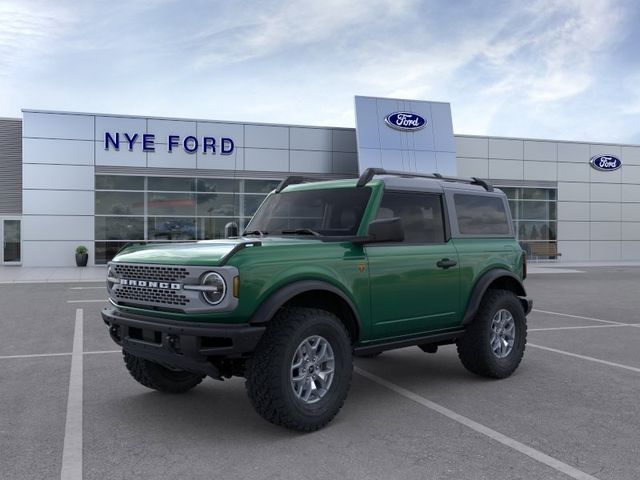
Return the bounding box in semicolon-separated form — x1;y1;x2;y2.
245;307;353;432
456;289;527;379
123;351;205;393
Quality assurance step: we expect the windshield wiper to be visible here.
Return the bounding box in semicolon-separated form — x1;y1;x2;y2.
281;228;321;237
243;230;268;237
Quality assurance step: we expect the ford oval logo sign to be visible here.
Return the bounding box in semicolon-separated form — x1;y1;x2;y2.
590;154;622;172
384;112;427;131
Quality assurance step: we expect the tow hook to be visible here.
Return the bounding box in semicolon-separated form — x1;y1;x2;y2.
166;334;179;352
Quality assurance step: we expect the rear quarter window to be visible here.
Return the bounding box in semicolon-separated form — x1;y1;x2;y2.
454;194;511;235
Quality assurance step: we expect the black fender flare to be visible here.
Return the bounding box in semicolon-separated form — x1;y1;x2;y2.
462;269;530;325
248;280;362;334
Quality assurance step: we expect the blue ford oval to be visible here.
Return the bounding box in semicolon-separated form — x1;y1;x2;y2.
384;112;427;131
590;155;622;171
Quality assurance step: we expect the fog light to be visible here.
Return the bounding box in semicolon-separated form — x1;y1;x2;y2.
201;272;226;305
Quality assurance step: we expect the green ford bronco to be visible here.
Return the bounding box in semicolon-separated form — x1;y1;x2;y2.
102;168;532;431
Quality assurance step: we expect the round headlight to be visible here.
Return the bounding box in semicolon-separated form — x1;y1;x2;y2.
201;272;226;305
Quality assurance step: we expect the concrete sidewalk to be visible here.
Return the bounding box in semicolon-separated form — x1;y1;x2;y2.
0;266;106;283
0;261;638;283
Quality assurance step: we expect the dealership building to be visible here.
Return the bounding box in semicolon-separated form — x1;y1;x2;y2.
0;95;639;267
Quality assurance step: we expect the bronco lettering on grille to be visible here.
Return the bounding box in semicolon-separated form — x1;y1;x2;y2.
119;279;182;290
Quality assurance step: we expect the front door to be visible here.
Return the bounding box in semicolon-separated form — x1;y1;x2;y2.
365;191;459;339
1;218;21;264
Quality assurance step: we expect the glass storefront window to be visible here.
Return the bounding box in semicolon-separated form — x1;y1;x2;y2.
197;217;240;240
148;176;196;192
95;191;144;215
498;186;558;258
148;217;196;240
245;179;280;193
196;178;239;193
95;175;281;263
148;192;197;216
196;193;238;216
95;216;144;241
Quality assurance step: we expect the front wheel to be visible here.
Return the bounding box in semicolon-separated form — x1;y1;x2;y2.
245;307;353;432
456;289;527;379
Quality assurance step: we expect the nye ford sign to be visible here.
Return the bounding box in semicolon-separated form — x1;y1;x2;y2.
384;112;427;131
104;132;235;155
590;154;622;172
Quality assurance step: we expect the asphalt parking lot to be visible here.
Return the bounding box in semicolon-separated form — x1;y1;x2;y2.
2;267;640;480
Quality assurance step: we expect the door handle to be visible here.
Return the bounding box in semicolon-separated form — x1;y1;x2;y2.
437;258;457;269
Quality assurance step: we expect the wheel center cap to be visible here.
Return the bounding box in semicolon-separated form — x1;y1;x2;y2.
309;365;315;374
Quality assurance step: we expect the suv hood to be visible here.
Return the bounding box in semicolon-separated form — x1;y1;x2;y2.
112;237;323;266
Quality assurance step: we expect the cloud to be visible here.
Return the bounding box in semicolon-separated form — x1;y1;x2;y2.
0;0;635;144
189;0;418;67
0;1;76;77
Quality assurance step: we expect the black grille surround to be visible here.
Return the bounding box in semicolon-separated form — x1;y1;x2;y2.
107;262;239;314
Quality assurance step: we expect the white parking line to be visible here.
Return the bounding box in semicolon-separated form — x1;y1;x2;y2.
355;367;599;480
529;344;640;374
532;309;625;326
529;324;634;332
0;352;72;360
0;350;120;360
69;286;105;290
66;299;106;303
60;308;83;480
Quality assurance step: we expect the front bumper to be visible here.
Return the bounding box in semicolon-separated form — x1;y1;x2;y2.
101;307;265;378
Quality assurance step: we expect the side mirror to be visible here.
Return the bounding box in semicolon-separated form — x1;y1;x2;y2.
363;217;404;243
224;222;239;238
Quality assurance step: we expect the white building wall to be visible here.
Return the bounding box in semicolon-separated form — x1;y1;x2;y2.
21;110;359;266
22;112;95;267
19;110;640;265
456;135;640;261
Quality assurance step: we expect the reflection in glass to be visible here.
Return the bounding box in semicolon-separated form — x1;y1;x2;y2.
243;195;267;217
454;194;510;235
148;193;196;216
197;217;240;240
148;217;196;240
95;217;144;240
148;177;196;192
244;179;280;193
196;193;238;216
196;178;239;193
3;220;20;262
95;192;144;215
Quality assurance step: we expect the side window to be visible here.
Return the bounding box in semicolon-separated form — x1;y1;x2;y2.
376;191;445;244
454;194;510;235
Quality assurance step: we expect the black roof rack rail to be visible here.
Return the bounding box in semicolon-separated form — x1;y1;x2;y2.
356;168;494;192
275;176;323;193
275;176;305;193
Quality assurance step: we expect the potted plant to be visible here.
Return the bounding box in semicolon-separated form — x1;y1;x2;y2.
75;245;88;267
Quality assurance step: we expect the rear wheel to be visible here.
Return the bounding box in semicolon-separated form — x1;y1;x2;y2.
123;351;205;393
456;289;527;378
245;307;352;432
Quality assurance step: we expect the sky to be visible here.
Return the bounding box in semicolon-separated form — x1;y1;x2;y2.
1;0;639;143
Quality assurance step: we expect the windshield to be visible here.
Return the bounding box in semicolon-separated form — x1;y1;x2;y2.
245;187;371;237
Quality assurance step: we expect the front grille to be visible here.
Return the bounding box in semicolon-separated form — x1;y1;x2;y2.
113;264;189;282
115;285;190;307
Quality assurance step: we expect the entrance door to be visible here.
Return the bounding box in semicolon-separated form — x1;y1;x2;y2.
2;218;21;264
